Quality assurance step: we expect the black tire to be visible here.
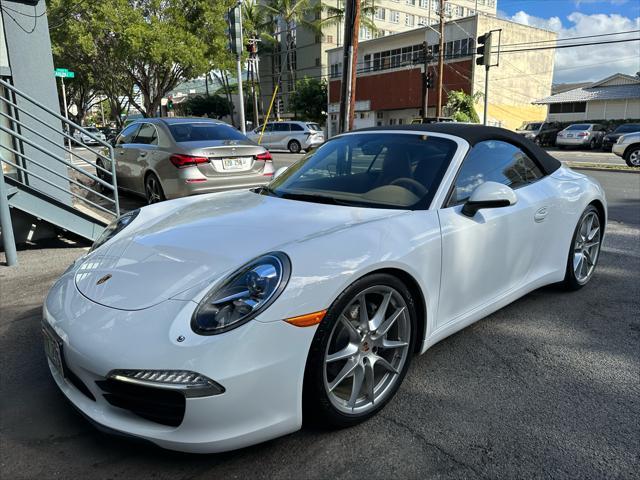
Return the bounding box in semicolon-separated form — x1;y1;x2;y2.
303;273;417;429
624;145;640;167
562;205;602;291
589;138;597;150
95;160;110;192
144;172;166;204
288;139;301;154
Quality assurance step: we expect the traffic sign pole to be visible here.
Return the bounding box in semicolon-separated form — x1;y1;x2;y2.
60;77;71;150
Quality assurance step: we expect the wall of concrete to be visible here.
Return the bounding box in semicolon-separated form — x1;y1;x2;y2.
1;0;69;205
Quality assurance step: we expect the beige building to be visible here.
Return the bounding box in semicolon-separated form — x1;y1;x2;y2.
325;15;557;135
259;0;497;116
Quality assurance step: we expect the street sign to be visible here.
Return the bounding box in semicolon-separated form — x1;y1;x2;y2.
54;68;75;78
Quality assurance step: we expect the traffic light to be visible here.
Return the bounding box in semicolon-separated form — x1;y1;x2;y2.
426;71;434;89
227;6;243;57
476;32;493;66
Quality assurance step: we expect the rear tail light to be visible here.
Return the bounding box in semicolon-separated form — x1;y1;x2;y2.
577;132;589;137
170;154;209;168
255;151;272;161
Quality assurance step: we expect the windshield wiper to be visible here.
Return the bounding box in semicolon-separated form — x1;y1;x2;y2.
254;185;281;197
278;191;346;206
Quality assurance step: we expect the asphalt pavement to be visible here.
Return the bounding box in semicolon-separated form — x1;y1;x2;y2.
1;170;638;479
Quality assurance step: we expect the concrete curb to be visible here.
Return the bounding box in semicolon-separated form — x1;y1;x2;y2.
564;162;640;174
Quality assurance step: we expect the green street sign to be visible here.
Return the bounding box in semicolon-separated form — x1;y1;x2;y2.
55;68;75;78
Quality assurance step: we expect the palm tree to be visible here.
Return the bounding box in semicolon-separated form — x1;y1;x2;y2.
321;0;378;37
260;0;322;102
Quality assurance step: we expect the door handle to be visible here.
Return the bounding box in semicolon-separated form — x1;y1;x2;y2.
534;207;549;223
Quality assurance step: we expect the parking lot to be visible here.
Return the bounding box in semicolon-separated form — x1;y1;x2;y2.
1;167;638;479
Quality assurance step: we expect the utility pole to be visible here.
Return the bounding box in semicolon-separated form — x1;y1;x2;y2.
422;41;429;121
60;77;71;150
347;0;361;131
436;0;445;117
339;0;361;133
228;2;246;133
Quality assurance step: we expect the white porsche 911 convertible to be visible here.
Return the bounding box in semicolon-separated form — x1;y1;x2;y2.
43;125;606;453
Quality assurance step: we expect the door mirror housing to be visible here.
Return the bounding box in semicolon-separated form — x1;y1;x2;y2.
273;166;288;180
461;181;517;217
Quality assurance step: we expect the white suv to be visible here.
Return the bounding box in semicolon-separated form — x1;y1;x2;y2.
612;131;640;167
247;121;325;153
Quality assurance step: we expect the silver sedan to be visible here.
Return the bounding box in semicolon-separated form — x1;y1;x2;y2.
97;118;274;203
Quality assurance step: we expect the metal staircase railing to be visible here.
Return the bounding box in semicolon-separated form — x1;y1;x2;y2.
0;77;120;265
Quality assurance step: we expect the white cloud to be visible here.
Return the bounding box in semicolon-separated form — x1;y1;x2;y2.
507;11;640;83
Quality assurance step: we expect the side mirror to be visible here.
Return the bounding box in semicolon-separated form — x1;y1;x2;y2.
461;181;517;217
274;166;288;179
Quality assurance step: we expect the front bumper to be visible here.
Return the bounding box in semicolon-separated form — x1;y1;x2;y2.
612;142;626;157
43;273;317;453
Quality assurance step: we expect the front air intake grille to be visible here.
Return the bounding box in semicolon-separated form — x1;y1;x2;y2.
95;378;186;427
61;352;96;402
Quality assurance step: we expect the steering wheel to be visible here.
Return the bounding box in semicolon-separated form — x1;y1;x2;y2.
390;177;428;197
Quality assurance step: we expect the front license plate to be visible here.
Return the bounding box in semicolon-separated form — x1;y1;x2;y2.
43;327;64;376
222;157;251;171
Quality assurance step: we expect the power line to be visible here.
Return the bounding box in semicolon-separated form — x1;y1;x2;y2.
498;37;640;54
498;29;640;48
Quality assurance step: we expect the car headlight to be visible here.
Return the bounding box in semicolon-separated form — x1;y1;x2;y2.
617;135;625;144
525;133;535;139
90;209;140;252
191;252;291;335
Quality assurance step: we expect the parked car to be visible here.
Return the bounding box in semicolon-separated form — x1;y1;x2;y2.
410;117;455;124
601;123;640;151
611;131;640;167
515;121;561;146
48;124;606;453
98;127;120;142
73;126;107;146
556;123;607;149
96;118;274;204
246;121;325;153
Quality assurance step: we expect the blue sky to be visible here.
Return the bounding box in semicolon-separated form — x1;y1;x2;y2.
496;0;640;83
499;0;640;25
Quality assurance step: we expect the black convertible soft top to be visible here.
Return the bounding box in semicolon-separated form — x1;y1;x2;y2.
355;124;562;175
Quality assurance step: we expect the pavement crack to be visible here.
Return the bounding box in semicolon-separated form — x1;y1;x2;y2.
380;414;490;479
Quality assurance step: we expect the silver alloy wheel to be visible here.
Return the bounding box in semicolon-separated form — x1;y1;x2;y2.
145;175;162;204
573;211;601;284
323;285;411;415
629;149;640;166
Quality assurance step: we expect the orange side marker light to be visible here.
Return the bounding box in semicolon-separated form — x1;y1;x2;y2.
285;310;327;327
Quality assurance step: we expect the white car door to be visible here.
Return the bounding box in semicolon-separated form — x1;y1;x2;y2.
436;140;547;329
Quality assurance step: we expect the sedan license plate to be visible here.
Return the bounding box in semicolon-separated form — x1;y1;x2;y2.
43;327;64;376
222;157;251;171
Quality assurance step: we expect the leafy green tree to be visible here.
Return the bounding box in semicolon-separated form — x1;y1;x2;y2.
48;0;235;119
289;77;327;124
445;90;481;123
184;95;231;119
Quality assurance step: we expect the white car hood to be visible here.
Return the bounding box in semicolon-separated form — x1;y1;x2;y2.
74;190;403;310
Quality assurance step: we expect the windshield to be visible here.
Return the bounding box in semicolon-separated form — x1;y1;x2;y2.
566;124;591;131
264;133;457;209
85;127;99;133
523;123;542;131
307;123;322;131
614;124;640;134
168;123;247;142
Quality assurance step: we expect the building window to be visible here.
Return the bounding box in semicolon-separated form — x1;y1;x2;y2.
549;102;587;114
418;16;428;26
389;118;396;125
327;35;334;44
419;0;428;8
405;14;414;27
377;111;384;119
364;54;372;71
405;0;415;5
389;10;400;23
374;7;385;20
360;26;372;40
330;63;341;78
398;118;404;125
315;57;321;67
